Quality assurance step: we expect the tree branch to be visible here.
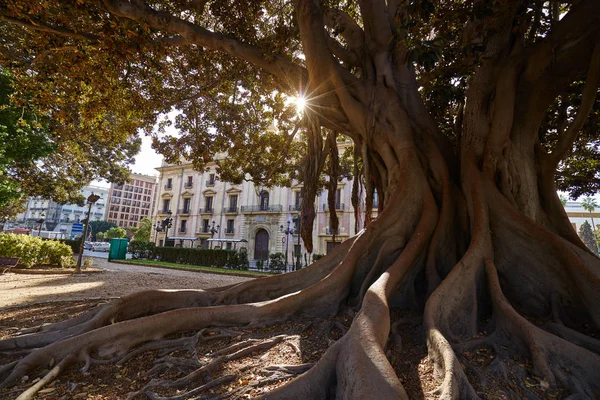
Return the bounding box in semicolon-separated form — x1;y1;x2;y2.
358;0;395;86
101;0;306;94
326;36;361;67
0;14;99;43
523;0;600;86
546;38;600;168
323;8;365;58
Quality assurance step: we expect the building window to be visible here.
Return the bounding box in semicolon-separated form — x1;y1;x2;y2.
205;197;213;212
185;176;193;188
208;173;216;186
335;188;342;209
228;195;238;212
202;219;210;233
166;178;173;189
182;198;191;213
260;191;269;210
162;199;170;213
180;220;187;233
295;190;302;210
226;219;234;234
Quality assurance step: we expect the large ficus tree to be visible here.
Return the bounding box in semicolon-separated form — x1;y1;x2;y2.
1;0;600;399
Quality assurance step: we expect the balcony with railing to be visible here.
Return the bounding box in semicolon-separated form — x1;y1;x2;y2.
198;226;211;234
224;206;238;214
158;209;171;215
206;179;216;187
179;227;187;233
164;184;173;190
289;204;302;212
184;182;193;189
322;203;345;211
240;204;283;213
200;207;214;214
225;228;235;235
178;208;191;215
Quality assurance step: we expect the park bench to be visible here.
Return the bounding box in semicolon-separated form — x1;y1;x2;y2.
0;257;20;274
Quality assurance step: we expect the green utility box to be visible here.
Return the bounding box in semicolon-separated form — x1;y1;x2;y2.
108;238;129;261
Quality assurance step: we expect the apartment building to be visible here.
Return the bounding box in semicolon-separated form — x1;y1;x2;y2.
152;154;368;260
16;185;109;237
106;173;158;229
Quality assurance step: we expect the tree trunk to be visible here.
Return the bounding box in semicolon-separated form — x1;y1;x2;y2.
1;1;600;399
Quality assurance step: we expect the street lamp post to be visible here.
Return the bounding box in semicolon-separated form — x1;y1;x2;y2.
154;212;173;246
280;220;294;271
76;193;100;274
163;211;173;246
209;220;220;249
154;221;163;246
292;215;301;271
36;211;45;237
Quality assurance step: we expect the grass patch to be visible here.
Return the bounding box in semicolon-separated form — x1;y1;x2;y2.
119;259;274;277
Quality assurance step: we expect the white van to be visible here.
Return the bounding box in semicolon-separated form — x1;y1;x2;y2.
92;242;110;252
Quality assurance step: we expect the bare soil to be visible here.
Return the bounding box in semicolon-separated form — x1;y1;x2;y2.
0;300;441;400
0;258;251;308
0;259;442;399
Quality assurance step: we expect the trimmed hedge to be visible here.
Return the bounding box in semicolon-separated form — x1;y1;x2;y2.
150;246;249;270
0;233;74;268
128;241;156;260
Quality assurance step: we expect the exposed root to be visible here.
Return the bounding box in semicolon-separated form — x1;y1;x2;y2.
15;354;75;400
485;260;600;396
132;335;287;399
144;374;237;400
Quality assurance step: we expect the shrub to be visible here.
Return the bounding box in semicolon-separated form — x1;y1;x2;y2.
226;250;249;270
269;252;286;272
0;233;74;268
128;241;156;260
151;246;250;270
62;238;82;253
83;257;94;268
312;253;325;262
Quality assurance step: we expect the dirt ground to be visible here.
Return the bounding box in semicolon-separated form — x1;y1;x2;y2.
0;258;252;308
0;258;447;400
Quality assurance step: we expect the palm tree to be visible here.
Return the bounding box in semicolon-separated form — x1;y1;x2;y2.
581;196;598;237
559;194;568;207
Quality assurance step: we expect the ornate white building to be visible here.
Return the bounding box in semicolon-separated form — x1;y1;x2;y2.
152;156;373;261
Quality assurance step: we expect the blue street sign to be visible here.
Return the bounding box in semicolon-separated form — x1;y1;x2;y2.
71;223;84;233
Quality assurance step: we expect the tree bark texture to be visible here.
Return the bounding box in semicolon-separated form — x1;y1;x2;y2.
1;0;600;399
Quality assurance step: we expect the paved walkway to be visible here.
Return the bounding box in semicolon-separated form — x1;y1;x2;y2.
0;258;253;308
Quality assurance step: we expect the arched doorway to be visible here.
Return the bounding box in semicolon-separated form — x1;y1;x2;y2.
254;229;269;260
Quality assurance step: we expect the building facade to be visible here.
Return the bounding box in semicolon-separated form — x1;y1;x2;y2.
564;201;600;232
152;158;368;260
15;185;109;238
106;173;158;229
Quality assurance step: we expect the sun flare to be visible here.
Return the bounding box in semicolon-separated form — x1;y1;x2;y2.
294;96;306;114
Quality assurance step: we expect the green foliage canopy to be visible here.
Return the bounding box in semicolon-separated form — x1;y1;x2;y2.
104;227;127;240
0;0;598;205
579;220;599;256
0;62;141;210
132;217;153;243
89;220;118;240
